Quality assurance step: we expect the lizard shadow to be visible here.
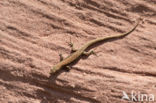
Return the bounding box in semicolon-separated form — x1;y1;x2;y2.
0;64;99;103
39;69;100;103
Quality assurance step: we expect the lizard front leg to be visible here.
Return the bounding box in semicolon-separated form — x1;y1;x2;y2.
67;37;77;52
62;66;72;72
59;54;72;71
65;66;71;71
68;42;77;52
59;53;64;61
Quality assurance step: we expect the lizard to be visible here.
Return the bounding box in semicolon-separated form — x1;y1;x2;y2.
50;20;140;75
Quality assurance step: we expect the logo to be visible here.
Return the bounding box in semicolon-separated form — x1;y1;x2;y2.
122;91;155;102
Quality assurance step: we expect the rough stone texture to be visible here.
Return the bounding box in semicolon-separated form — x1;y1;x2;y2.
0;0;156;103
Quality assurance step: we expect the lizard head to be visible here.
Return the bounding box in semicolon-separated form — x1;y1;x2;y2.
50;65;60;75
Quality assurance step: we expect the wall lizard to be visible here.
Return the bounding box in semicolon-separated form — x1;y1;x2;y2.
50;20;140;74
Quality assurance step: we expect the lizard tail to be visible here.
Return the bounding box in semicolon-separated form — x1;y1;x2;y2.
102;19;140;40
86;19;140;46
109;19;140;38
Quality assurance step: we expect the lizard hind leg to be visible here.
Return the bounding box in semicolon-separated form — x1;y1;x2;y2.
83;50;96;56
